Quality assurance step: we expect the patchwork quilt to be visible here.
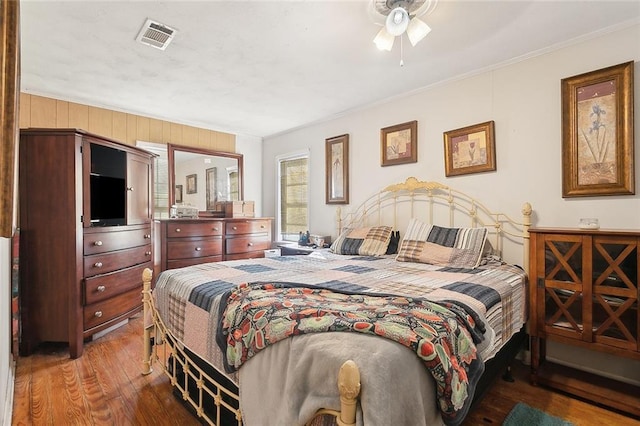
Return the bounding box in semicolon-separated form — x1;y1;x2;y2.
153;250;527;425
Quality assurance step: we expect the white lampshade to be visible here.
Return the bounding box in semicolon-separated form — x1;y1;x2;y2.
406;17;431;47
385;7;409;36
373;26;395;51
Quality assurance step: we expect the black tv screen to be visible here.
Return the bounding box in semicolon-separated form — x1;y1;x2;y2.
90;175;126;226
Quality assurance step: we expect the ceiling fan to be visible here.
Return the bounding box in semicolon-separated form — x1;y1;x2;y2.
369;0;438;52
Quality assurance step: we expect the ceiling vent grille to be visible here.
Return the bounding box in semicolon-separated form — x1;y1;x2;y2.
136;19;177;51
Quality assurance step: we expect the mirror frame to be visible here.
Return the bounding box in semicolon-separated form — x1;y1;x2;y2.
168;143;244;209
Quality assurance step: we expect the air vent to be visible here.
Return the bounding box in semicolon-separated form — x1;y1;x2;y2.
136;18;177;51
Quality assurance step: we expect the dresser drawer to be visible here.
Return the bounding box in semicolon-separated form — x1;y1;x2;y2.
84;262;151;305
167;237;223;260
167;255;223;270
226;235;271;255
225;220;270;235
84;227;152;255
84;287;141;330
166;221;223;238
84;244;152;277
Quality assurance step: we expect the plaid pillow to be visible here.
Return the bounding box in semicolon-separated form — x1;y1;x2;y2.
396;219;487;268
330;226;393;256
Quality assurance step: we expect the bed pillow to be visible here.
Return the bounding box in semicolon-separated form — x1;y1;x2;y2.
330;226;393;256
395;219;488;268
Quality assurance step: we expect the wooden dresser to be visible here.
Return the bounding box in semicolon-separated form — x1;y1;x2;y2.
159;218;272;270
529;228;640;416
19;129;154;358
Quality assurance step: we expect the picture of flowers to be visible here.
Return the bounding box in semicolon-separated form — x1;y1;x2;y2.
381;121;417;166
561;61;634;197
326;134;349;204
444;121;496;177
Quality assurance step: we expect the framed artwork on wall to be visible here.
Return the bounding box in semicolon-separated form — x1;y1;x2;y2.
206;167;218;210
443;121;496;177
381;120;417;166
561;61;634;197
326;134;349;204
186;174;197;194
175;185;183;203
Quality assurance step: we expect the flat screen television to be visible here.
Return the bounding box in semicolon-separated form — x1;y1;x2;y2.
90;174;126;226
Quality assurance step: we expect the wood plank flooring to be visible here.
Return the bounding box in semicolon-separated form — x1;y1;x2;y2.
11;313;640;425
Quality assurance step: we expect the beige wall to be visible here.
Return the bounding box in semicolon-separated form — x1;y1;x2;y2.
18;93;236;152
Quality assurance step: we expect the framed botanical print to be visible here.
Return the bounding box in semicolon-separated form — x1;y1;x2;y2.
561;61;634;197
381;120;417;166
326;134;349;204
186;174;197;194
443;121;496;177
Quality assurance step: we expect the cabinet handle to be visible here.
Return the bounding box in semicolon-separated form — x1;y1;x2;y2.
97;285;106;292
94;311;103;318
213;228;219;231
195;247;202;251
94;241;103;246
232;226;238;230
127;187;133;192
248;242;253;247
144;234;151;239
260;225;265;229
94;262;103;268
145;251;151;256
175;228;181;233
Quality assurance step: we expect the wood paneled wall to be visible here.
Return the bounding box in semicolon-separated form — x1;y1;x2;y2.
18;93;236;152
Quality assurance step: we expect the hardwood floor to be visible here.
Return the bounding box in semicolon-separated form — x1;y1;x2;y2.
11;313;640;425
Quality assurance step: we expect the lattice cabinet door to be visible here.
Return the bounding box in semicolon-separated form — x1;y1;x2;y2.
591;235;638;351
534;233;591;342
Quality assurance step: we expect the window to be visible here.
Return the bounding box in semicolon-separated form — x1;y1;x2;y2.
277;152;309;242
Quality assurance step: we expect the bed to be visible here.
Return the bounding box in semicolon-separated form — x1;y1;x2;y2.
142;177;532;426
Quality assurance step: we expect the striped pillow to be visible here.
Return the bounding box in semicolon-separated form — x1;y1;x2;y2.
330;226;393;256
396;219;488;268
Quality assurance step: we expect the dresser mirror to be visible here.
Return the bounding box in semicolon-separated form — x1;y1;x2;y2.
168;144;244;211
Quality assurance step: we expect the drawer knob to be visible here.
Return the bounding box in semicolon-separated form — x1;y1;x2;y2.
144;234;151;239
97;285;106;292
94;240;103;246
248;242;254;247
260;225;265;229
94;311;103;318
127;187;133;192
195;247;202;251
94;262;103;268
213;227;219;231
145;251;151;256
232;226;238;230
175;228;181;233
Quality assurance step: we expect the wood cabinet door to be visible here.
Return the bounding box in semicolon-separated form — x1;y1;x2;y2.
127;152;152;225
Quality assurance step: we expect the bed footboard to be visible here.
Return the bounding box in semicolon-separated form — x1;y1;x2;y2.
141;268;361;426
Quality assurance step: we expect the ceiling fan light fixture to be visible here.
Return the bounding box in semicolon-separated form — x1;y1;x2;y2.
385;7;409;36
373;26;395;51
406;17;431;46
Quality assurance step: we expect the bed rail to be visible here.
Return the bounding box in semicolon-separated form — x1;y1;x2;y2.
142;268;361;426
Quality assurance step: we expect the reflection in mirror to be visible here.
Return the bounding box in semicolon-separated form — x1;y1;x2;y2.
135;142;244;218
168;144;243;212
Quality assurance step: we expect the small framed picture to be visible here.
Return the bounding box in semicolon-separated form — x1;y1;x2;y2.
186;174;197;194
326;134;349;204
205;167;217;210
561;61;634;197
381;120;417;166
443;121;496;177
175;185;183;203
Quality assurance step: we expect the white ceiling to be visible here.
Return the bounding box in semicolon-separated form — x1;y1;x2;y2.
20;0;640;138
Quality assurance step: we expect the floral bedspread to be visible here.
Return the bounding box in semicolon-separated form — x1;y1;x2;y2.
217;281;485;426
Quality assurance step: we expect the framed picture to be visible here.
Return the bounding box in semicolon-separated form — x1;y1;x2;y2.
561;61;634;197
205;167;218;210
381;120;417;166
326;134;349;204
175;185;183;203
186;174;197;194
443;121;496;177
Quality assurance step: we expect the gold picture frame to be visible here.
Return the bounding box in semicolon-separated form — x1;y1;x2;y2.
326;134;349;204
186;174;197;194
381;120;417;166
443;121;496;177
561;61;634;197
